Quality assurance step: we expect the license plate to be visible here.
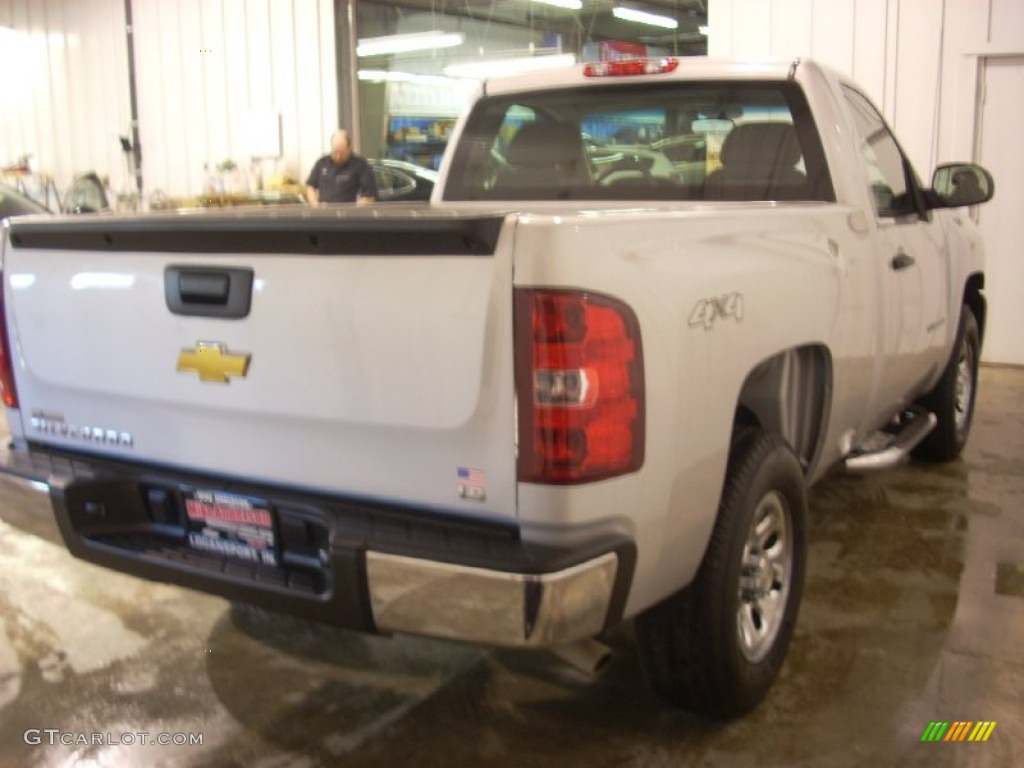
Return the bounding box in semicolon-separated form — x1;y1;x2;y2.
184;489;277;566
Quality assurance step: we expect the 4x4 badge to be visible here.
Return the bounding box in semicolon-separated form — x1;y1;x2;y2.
177;342;251;383
688;292;745;331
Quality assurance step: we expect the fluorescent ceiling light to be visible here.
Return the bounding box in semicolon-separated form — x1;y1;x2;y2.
356;30;464;57
444;53;577;79
532;0;583;9
612;7;679;29
358;69;468;87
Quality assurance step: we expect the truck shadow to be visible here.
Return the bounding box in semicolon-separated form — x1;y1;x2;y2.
195;460;975;767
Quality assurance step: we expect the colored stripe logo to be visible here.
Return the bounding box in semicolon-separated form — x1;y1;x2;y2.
921;721;997;742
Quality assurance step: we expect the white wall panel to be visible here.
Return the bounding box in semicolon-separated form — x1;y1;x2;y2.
137;0;180;194
810;0;854;75
133;0;336;198
889;0;944;175
268;0;298;183
708;0;733;56
294;0;326;169
223;0;258;155
708;0;1024;176
244;0;274;110
178;0;206;193
3;0;336;201
707;0;1024;363
935;0;988;164
63;0;93;185
732;0;772;55
769;0;812;59
96;0;131;187
0;0;130;208
851;0;888;109
24;2;51;177
989;0;1024;49
42;0;70;181
200;0;231;168
881;0;900;119
978;57;1024;365
318;0;337;147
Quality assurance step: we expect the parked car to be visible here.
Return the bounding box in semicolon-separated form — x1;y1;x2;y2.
369;158;437;202
63;172;111;213
0;181;49;220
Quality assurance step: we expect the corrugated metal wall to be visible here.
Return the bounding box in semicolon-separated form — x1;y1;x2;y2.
0;0;337;203
0;0;131;208
131;0;337;199
708;0;947;174
708;0;1024;176
6;0;1018;203
710;0;1024;365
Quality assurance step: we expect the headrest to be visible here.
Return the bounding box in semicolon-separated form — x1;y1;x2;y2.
505;121;583;167
720;123;801;168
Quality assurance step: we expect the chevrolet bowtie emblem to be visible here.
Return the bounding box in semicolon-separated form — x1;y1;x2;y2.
177;342;251;383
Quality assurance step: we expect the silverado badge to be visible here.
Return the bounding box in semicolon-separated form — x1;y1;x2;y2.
177;342;251;383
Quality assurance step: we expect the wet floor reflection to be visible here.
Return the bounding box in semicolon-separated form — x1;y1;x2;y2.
0;367;1021;767
174;457;983;767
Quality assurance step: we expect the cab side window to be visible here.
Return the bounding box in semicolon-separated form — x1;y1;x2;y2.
841;86;917;218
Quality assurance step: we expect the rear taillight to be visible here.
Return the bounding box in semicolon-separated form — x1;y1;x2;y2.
0;269;17;408
515;289;644;484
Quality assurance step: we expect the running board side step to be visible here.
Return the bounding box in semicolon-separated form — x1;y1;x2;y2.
844;407;938;472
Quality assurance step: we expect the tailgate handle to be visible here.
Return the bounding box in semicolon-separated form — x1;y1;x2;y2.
165;266;254;319
180;272;229;303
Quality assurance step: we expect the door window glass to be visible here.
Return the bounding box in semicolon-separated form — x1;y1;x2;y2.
841;86;917;217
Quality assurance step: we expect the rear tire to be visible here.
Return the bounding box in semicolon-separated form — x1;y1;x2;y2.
914;305;980;462
635;429;808;718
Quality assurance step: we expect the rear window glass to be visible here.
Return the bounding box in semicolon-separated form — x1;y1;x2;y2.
444;80;834;203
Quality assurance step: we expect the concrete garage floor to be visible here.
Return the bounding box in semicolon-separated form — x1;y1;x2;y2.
0;366;1021;768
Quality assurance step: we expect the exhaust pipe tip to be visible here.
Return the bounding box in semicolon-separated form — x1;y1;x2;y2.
550;638;613;676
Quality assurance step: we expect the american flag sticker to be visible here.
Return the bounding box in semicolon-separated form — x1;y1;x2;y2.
457;467;487;501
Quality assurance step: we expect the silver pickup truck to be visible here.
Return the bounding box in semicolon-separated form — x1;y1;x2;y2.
0;57;994;717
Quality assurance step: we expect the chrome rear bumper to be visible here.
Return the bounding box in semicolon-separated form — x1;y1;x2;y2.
367;550;619;647
0;443;631;648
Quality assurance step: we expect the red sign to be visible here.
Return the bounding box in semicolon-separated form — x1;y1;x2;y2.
185;499;272;528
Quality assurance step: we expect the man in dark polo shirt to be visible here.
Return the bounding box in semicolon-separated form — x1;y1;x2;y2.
305;129;377;204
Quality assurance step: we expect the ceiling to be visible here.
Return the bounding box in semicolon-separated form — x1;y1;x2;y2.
361;0;709;55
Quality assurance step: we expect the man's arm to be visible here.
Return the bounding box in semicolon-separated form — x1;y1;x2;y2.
304;159;321;204
356;160;378;205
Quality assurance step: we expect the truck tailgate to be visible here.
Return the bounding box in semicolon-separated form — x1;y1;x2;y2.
3;209;517;521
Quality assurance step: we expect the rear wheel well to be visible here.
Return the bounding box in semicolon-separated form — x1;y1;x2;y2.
734;346;832;473
963;274;985;343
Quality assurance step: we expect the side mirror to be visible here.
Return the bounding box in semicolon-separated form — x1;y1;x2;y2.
929;163;994;208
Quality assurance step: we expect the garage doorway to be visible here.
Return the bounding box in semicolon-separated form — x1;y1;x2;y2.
977;56;1024;365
